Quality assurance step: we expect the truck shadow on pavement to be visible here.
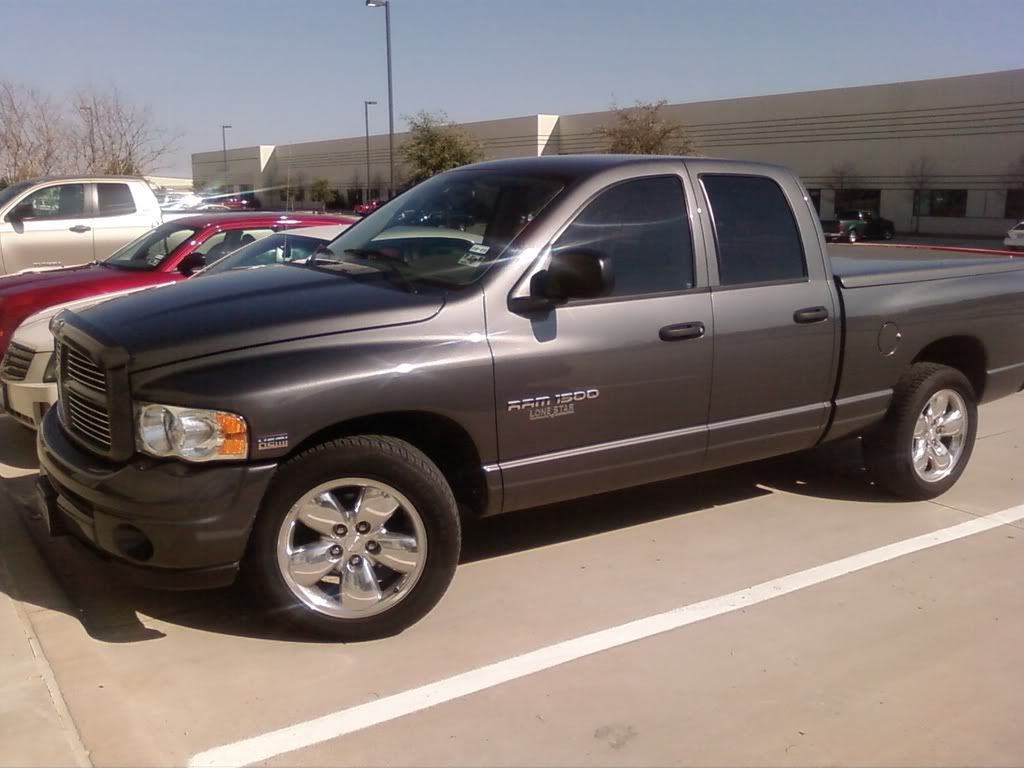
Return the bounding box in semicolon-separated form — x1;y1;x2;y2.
1;434;899;645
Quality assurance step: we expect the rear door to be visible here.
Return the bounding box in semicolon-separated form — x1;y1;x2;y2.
90;182;156;259
685;163;840;469
0;182;94;271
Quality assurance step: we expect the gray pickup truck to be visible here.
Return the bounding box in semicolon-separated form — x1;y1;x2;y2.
35;155;1024;640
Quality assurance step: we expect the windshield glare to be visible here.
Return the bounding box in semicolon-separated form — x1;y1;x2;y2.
320;171;564;288
104;224;200;270
200;233;328;276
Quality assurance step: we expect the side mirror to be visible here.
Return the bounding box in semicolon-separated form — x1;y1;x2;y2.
178;252;207;275
8;202;34;222
510;249;614;313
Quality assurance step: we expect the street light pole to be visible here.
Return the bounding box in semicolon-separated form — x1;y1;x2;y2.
364;100;377;206
79;106;95;171
221;124;232;192
366;0;395;199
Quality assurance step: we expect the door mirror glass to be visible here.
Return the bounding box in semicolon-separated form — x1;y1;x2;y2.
540;249;614;302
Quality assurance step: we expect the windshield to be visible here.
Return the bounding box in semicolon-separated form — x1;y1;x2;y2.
0;181;34;210
317;171;564;289
200;232;329;276
104;223;200;270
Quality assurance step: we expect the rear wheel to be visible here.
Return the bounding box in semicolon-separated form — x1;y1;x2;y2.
847;229;859;243
245;435;461;640
864;363;977;499
883;227;894;240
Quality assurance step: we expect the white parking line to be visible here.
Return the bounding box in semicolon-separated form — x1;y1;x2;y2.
190;504;1024;768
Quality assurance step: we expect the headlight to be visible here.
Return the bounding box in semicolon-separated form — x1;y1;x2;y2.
43;352;57;382
134;402;248;462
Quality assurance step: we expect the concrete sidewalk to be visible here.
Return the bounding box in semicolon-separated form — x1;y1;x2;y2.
0;429;90;768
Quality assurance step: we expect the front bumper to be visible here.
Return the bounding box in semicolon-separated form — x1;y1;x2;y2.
1;349;55;428
36;407;277;590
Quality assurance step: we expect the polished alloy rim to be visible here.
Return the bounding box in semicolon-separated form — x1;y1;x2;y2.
276;478;427;618
912;389;967;483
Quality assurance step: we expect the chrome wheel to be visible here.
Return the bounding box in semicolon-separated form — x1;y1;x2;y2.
912;389;967;483
847;230;858;243
276;478;427;619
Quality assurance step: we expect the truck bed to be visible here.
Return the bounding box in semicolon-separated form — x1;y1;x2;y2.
829;245;1024;289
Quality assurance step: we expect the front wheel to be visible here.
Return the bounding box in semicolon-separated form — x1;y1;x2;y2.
847;229;859;243
863;363;977;500
245;435;461;640
883;227;894;240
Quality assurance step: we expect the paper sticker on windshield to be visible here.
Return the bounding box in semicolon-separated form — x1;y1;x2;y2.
459;244;490;267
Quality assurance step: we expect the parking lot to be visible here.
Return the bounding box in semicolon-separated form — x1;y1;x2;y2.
2;391;1023;767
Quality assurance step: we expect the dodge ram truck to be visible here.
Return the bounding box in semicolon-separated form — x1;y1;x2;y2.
35;155;1024;640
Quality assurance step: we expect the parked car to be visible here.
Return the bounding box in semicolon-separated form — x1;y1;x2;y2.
0;212;353;359
0;176;165;275
1;225;350;429
821;209;896;242
36;156;1024;640
1004;220;1024;251
354;199;382;216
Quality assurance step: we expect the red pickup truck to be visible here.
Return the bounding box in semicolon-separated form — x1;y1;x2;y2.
0;212;353;358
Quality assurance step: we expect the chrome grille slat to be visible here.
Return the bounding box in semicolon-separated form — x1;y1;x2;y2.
1;342;34;381
65;401;112;435
66;414;111;445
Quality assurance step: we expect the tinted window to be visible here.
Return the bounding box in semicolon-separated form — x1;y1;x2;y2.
552;176;694;298
1005;189;1024;221
194;227;274;261
17;183;85;220
702;175;806;287
97;183;137;216
914;189;967;218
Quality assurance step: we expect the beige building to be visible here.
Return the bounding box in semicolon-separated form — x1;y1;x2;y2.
193;68;1024;236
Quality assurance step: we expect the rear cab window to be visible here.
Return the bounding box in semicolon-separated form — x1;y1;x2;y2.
96;183;138;217
700;174;807;287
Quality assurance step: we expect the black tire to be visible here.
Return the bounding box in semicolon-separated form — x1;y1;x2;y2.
244;435;461;641
883;227;894;240
863;363;977;500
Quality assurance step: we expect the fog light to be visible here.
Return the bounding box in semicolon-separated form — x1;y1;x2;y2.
112;524;154;562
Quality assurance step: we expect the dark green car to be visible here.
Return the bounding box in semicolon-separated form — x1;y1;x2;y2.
821;209;896;243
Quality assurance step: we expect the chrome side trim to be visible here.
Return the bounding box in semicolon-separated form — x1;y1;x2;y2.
833;389;893;408
988;361;1024;376
486;401;831;473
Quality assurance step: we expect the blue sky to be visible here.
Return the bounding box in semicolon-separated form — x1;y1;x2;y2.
6;0;1022;175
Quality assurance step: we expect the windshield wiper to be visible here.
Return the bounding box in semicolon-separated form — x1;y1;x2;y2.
341;248;417;293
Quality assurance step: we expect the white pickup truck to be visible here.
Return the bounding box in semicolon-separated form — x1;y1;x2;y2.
0;176;165;275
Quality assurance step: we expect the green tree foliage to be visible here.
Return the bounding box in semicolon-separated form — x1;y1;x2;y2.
400;111;484;184
600;99;697;155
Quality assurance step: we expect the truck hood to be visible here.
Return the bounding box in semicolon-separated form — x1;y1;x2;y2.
13;284;170;352
66;264;446;371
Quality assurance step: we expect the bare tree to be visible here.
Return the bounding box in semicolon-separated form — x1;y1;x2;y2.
0;80;73;182
71;86;179;175
906;154;936;234
829;162;857;191
599;100;697;155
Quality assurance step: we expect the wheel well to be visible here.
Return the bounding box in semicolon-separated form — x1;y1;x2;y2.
288;412;488;517
913;336;987;399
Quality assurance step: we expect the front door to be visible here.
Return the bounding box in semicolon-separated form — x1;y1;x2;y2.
0;182;94;272
685;164;840;469
489;171;714;512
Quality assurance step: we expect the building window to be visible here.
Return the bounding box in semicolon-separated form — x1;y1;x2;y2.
1005;189;1024;220
806;188;821;213
834;189;880;215
914;190;967;218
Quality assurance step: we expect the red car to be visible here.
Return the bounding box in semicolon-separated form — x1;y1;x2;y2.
355;199;382;216
0;212;353;358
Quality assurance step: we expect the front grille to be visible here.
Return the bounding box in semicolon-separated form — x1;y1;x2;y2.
55;340;113;451
1;342;34;381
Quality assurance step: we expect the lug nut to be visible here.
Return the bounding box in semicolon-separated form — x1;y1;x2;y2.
366;541;381;555
333;524;348;537
356;521;371;534
329;545;342;558
349;555;363;567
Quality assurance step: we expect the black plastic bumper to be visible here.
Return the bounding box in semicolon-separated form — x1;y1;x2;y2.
36;407;277;590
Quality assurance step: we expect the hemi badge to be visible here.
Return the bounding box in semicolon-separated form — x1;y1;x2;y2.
257;434;289;451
